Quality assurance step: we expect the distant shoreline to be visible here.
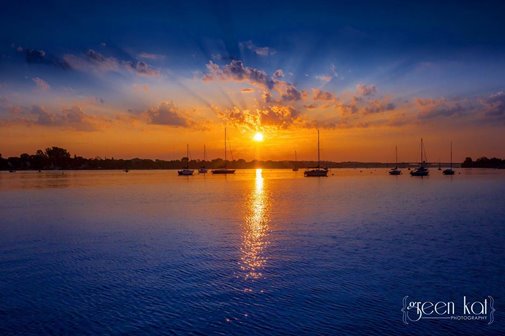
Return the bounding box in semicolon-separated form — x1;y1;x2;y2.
1;146;504;171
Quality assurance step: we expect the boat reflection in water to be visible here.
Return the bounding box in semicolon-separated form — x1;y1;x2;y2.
240;169;271;280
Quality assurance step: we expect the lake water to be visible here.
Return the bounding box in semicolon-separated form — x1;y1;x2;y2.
0;169;504;335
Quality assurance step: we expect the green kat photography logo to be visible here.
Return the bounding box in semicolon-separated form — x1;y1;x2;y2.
402;296;495;325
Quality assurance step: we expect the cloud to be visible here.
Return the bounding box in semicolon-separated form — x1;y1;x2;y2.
65;49;159;76
218;104;302;130
312;89;335;101
315;65;338;83
356;83;377;96
125;60;159;76
273;69;284;79
17;47;71;70
415;98;467;120
203;60;307;107
315;74;332;82
145;102;191;127
32;77;50;91
363;99;396;114
138;52;165;60
203;60;275;89
239;40;276;56
201;61;503;129
412;92;505;124
281;84;303;102
259;105;301;128
29;105;98;131
482;91;505;118
203;61;400;129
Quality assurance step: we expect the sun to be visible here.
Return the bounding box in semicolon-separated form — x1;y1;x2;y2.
253;132;264;142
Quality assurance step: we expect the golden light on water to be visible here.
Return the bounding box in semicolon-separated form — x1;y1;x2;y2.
241;169;270;280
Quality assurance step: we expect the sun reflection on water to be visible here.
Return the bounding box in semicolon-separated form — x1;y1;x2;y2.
240;169;271;280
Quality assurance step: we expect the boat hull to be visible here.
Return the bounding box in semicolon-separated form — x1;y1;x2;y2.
443;169;455;175
304;169;328;177
211;169;236;174
178;169;194;176
389;169;401;175
410;170;429;176
198;168;208;174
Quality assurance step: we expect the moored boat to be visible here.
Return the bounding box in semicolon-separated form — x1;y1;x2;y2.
199;145;208;174
304;129;328;177
389;145;401;175
410;138;429;177
178;144;194;176
212;128;236;175
443;141;455;175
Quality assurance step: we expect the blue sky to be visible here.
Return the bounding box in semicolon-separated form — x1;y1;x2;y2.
1;0;505;160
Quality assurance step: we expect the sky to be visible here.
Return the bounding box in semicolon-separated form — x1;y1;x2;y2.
1;0;505;162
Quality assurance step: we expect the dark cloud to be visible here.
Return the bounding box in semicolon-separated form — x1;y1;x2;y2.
19;47;71;70
29;105;97;131
126;60;159;76
416;98;467;120
204;60;275;90
281;85;302;102
203;60;307;108
86;49;107;62
146;102;191;127
363;100;396;114
66;49;160;76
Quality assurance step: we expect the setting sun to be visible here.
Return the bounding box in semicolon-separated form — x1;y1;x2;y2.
253;132;264;142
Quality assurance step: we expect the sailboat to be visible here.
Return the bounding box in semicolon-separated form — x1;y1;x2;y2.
304;129;328;177
198;145;208;174
389;145;401;175
292;150;299;171
212;128;236;174
178;144;194;176
410;138;429;176
443;141;455;175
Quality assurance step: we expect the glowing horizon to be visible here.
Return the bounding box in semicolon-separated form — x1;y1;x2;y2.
1;1;504;162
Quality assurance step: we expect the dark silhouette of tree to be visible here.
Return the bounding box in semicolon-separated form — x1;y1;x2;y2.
462;156;504;168
45;146;71;169
462;157;473;167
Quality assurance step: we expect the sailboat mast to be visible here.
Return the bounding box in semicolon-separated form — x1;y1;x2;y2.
395;145;398;167
186;144;189;169
203;144;206;168
317;129;320;168
450;141;453;169
421;138;423;163
224;127;227;167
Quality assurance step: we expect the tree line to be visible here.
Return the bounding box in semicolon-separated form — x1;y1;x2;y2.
461;157;505;168
0;146;306;170
1;147;503;171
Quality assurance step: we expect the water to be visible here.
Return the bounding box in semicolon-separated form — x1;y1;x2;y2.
1;169;504;335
